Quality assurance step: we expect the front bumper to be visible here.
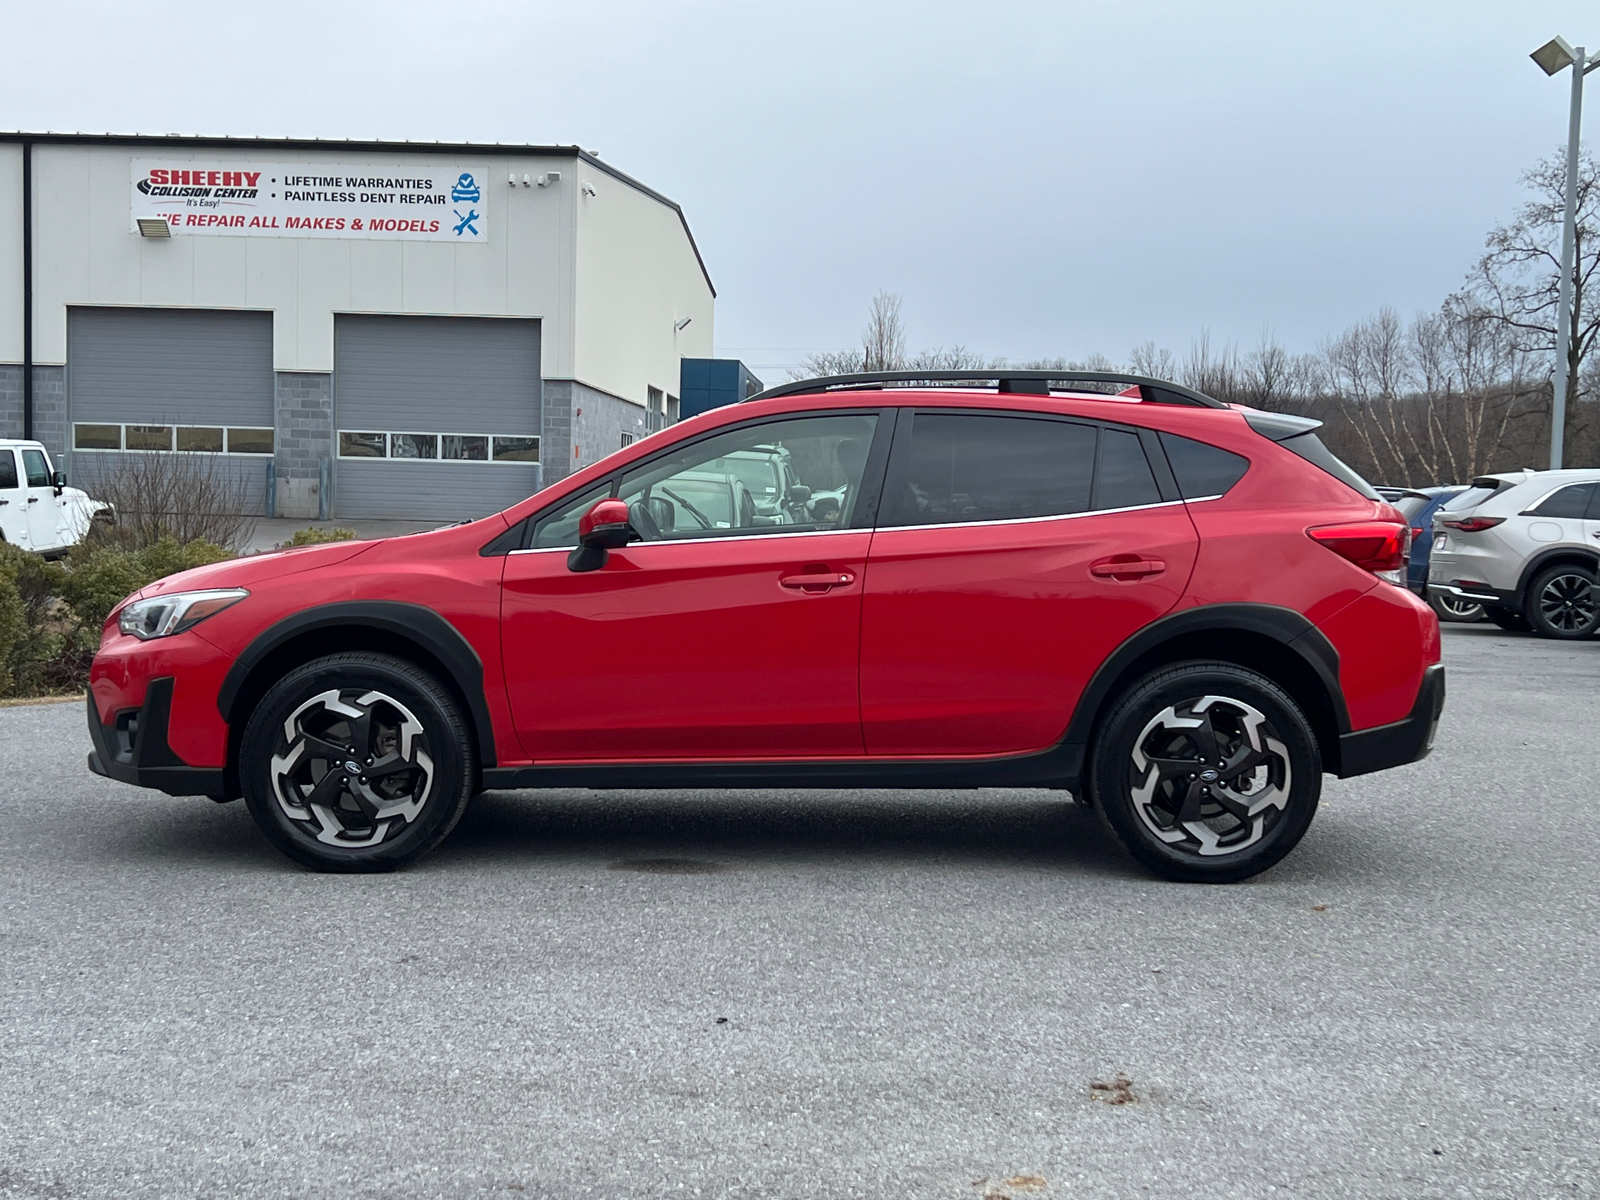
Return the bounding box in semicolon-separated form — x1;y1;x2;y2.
86;679;230;797
1334;662;1446;778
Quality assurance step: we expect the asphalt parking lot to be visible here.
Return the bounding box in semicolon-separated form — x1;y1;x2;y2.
1;624;1596;1199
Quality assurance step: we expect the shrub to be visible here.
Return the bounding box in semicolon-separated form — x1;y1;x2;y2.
51;537;234;635
283;526;358;547
0;536;234;699
0;570;25;696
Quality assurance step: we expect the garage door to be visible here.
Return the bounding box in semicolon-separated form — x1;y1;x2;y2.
66;307;275;513
334;315;542;521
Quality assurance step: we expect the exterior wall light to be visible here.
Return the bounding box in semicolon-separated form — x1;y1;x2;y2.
136;217;171;238
537;172;561;187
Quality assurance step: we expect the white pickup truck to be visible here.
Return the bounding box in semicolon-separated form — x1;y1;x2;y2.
0;439;112;557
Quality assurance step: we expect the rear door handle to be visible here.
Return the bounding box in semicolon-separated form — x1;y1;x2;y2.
26;496;39;504
780;569;855;592
1090;555;1166;581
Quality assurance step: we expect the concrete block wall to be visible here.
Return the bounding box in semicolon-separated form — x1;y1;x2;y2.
274;372;333;518
31;367;66;460
543;379;649;484
0;365;21;439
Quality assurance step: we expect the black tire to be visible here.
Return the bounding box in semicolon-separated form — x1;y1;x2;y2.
240;652;476;872
1485;606;1531;633
1428;592;1484;623
1524;564;1600;640
1087;661;1322;883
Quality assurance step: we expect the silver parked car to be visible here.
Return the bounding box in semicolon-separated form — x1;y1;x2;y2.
1427;469;1600;639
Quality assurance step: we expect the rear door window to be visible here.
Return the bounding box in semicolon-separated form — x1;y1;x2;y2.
1530;483;1596;519
0;451;18;491
1094;428;1163;510
884;413;1097;526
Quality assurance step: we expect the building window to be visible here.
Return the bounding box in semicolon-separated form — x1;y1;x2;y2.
125;425;174;452
226;428;275;455
73;423;272;455
491;435;540;463
667;395;680;424
442;435;488;461
337;431;538;463
176;426;224;453
73;424;121;451
620;432;634;449
390;433;439;460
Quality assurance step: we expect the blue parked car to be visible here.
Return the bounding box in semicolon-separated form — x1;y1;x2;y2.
1390;486;1482;621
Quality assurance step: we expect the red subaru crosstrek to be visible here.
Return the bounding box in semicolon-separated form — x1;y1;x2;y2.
86;372;1443;882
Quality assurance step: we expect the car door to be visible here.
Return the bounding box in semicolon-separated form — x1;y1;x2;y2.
19;448;61;551
859;411;1198;757
501;409;888;761
0;450;27;548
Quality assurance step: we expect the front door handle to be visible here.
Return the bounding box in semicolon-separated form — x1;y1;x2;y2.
1090;555;1166;581
780;569;855;593
26;496;39;504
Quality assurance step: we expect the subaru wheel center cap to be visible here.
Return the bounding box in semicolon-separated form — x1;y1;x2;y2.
1200;768;1220;782
344;760;362;775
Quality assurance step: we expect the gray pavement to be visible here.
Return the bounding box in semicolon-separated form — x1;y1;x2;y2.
1;624;1597;1199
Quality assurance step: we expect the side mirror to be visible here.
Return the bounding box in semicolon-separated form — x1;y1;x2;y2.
568;498;633;572
786;484;812;505
51;469;67;493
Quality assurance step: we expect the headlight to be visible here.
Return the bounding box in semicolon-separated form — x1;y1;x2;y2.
118;588;249;640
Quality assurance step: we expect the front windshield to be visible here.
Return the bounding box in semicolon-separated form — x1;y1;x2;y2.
704;455;782;500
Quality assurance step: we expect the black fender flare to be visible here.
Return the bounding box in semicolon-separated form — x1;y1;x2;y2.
1059;601;1350;757
1513;547;1600;609
217;600;497;769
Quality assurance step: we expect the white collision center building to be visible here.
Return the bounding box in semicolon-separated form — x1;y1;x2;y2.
0;133;715;519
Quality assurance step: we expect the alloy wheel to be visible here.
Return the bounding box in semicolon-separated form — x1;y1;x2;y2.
269;688;436;847
1128;694;1292;857
1537;572;1597;634
1435;596;1484;621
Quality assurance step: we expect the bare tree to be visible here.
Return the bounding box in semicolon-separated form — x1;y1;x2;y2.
861;290;907;372
79;452;258;552
1468;151;1600;450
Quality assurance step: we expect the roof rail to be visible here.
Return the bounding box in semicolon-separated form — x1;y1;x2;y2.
747;369;1228;408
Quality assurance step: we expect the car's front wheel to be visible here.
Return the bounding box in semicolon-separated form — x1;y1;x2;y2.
1088;662;1322;883
1525;564;1600;640
240;652;476;872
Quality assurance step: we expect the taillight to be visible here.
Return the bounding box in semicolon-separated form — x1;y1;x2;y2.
1307;521;1411;583
1439;516;1505;533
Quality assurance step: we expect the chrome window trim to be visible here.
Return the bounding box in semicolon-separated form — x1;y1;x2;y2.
873;497;1188;534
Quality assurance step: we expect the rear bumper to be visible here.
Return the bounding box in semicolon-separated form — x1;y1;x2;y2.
1428;581;1515;611
85;679;230;797
1334;662;1445;778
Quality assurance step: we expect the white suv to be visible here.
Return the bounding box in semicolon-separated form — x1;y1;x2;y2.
0;440;111;557
1427;468;1600;639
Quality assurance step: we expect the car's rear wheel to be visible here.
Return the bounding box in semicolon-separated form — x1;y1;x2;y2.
1485;606;1531;633
1088;662;1321;883
1525;564;1600;640
240;652;476;872
1428;592;1484;623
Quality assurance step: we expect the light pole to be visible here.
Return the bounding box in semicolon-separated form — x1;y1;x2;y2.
1530;36;1599;470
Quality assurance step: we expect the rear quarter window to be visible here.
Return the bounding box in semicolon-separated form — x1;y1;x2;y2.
1158;433;1250;499
1274;432;1380;501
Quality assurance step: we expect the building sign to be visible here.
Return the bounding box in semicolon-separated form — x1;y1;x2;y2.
129;160;488;242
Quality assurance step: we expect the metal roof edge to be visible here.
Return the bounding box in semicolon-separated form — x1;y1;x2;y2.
575;151;715;299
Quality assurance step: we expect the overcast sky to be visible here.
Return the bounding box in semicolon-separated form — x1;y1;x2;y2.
3;0;1596;380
